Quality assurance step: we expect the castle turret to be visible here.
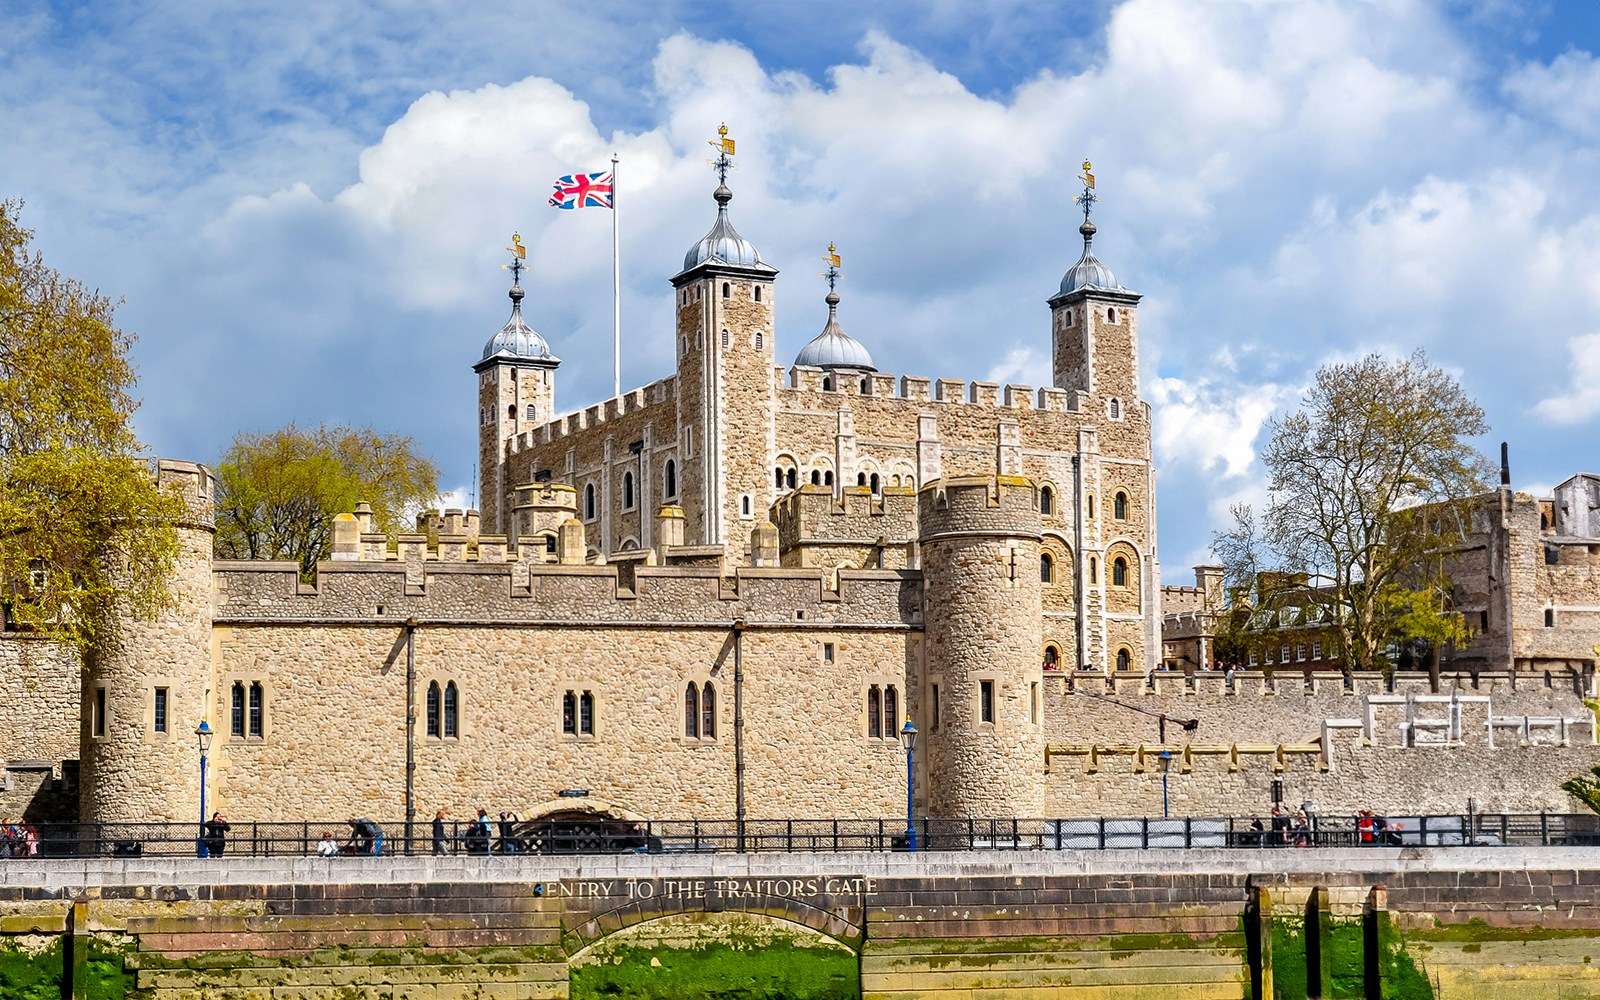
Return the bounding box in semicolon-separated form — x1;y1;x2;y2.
1048;161;1142;405
80;460;217;824
918;475;1045;818
474;236;560;535
671;126;778;558
792;243;875;392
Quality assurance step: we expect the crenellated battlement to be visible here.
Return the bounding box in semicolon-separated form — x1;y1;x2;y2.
782;365;1088;414
506;375;677;455
917;474;1041;541
774;484;918;569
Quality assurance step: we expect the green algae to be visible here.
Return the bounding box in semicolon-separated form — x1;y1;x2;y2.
569;940;860;1000
0;937;135;1000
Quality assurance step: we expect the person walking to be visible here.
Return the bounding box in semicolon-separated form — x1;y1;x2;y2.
432;809;449;856
202;813;231;857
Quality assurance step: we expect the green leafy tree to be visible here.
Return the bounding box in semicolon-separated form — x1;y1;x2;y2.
0;200;181;646
1561;764;1600;815
1248;350;1492;671
213;423;440;579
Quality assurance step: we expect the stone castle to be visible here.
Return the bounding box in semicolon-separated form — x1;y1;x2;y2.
1;146;1597;832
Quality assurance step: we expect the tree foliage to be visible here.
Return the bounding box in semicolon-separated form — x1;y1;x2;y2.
0;200;181;645
1561;762;1600;816
1218;350;1493;671
213;423;440;578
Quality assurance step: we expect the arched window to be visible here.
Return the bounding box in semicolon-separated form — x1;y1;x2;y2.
543;534;557;554
664;460;677;498
722;282;731;298
1043;646;1061;670
1089;556;1098;584
860;378;869;393
426;682;441;737
754;332;763;350
1040;552;1054;583
1114;491;1128;519
754;286;762;302
869;473;880;495
786;468;797;489
230;682;245;737
1116;648;1131;671
776;468;785;489
822;376;833;391
248;682;264;738
1112;556;1129;587
857;472;867;487
578;691;595;735
1109;398;1122;420
884;685;898;736
810;470;821;485
741;495;752;516
508;404;517;420
721;329;731;348
623;472;635;510
443;682;458;738
584;484;596;520
685;683;699;738
1040;486;1054;515
702;682;716;738
824;471;834;486
867;686;882;738
562;691;576;734
1107;307;1117;323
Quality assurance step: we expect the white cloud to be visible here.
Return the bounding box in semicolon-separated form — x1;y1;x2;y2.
1533;333;1600;425
1505;50;1600;140
1149;374;1290;481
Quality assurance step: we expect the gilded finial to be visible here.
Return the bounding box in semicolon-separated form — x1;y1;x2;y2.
708;123;736;185
1074;158;1098;223
501;231;527;284
820;242;842;293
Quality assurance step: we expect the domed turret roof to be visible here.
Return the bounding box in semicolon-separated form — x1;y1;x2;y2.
681;184;770;273
794;290;875;371
1058;220;1123;294
479;281;558;366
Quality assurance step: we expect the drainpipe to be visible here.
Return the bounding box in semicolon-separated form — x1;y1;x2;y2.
733;616;747;853
405;619;417;856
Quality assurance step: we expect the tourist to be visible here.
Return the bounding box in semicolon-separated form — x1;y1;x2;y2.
1357;810;1376;845
202;813;230;857
316;831;339;857
346;817;383;855
1292;811;1311;847
432;809;449;856
464;811;491;855
1244;815;1265;847
19;821;37;857
498;812;519;855
1269;807;1289;846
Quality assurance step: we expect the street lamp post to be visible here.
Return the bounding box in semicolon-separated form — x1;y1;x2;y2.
1158;749;1173;819
899;716;918;852
195;720;213;857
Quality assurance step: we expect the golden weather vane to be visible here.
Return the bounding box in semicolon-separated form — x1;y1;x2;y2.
1074;158;1098;222
501;231;527;282
820;242;842;292
707;123;737;184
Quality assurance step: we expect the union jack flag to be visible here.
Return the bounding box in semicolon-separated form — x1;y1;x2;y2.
548;171;614;210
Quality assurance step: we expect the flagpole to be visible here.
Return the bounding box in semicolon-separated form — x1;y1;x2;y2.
611;152;620;399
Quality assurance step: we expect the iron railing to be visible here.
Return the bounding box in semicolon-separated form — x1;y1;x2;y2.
1;813;1597;859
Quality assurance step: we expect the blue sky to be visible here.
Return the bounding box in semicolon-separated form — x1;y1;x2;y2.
5;0;1600;571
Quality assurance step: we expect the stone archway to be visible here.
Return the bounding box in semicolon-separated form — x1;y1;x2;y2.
514;798;650;854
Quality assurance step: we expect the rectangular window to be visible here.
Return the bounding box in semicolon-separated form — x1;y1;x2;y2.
1295;645;1306;662
823;643;835;663
230;683;245;737
979;680;994;724
93;688;106;738
1545;608;1556;627
562;691;576;734
683;426;694;458
1248;650;1258;666
153;687;168;734
1280;646;1290;665
1312;640;1322;660
578;691;595;735
930;682;941;731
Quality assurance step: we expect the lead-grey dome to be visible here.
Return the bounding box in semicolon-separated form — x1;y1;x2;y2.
682;184;767;272
479;282;557;364
1059;220;1122;294
794;290;875;371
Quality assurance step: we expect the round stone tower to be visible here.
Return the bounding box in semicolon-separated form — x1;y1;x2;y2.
918;475;1045;819
80;459;217;824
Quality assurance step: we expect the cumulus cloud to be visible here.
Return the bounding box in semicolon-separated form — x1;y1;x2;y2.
1533;333;1600;425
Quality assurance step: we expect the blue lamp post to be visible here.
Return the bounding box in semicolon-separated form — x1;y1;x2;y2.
899;716;918;852
195;720;213;857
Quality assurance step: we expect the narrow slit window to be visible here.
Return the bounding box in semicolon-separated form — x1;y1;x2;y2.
979;680;994;724
665;459;677;498
427;682;441;737
884;685;898;737
578;691;594;735
230;682;245;737
702;682;716;738
930;682;940;731
685;683;700;738
153;687;168;734
248;682;264;738
94;687;107;738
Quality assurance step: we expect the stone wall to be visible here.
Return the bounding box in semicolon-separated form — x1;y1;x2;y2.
0;633;79;767
6;850;1600;999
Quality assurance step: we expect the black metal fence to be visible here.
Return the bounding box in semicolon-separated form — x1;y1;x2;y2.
3;812;1597;859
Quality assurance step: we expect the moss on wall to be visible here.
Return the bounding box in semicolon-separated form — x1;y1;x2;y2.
0;937;134;1000
570;941;860;1000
